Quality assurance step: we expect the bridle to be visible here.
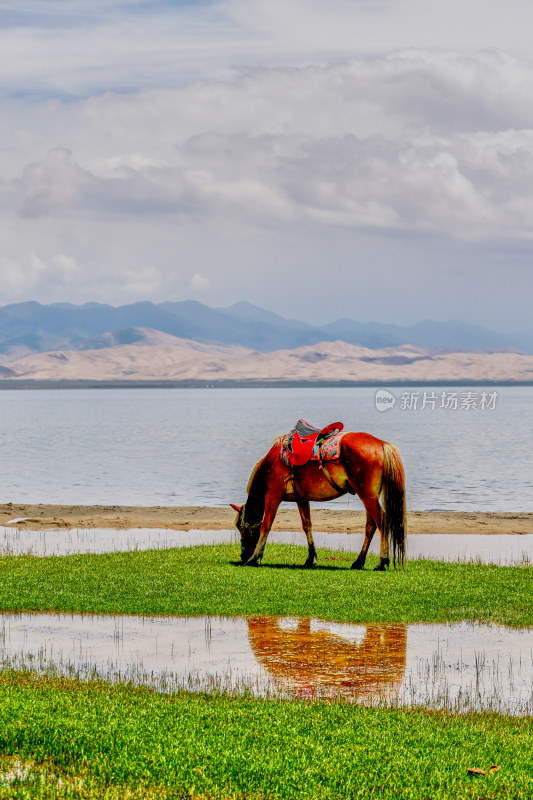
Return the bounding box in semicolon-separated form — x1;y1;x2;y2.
238;508;261;540
240;518;261;538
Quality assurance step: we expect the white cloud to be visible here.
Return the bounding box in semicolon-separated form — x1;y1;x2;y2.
18;147;95;218
0;6;532;327
2;0;533;98
226;0;533;59
0;71;530;246
0;252;81;292
190;273;211;290
121;265;161;295
5;54;533;243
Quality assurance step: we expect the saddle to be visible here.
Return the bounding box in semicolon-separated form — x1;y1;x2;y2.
280;419;344;468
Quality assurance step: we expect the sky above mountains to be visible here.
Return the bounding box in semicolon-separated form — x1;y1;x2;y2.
1;1;532;330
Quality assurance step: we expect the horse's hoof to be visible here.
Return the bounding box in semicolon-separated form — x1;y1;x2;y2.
373;558;390;571
303;560;316;569
244;558;259;567
351;560;364;570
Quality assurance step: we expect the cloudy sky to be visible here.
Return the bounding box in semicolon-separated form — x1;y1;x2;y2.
1;0;532;330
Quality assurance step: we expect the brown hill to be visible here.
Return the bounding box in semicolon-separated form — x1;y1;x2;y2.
2;328;533;383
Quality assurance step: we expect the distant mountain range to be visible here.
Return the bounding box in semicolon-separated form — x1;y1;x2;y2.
0;300;531;362
1;332;532;383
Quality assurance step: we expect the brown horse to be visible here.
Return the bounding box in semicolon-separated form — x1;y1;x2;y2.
231;431;406;570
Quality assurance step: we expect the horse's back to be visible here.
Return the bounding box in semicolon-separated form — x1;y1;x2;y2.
340;431;387;461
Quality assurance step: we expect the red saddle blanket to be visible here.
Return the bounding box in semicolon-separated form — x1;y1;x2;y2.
280;419;344;467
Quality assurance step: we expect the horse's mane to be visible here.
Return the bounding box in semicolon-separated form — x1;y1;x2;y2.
246;435;284;494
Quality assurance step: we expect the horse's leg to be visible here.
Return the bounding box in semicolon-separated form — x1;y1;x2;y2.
373;511;390;572
296;498;317;568
244;489;283;566
351;511;377;570
351;495;389;571
366;495;390;571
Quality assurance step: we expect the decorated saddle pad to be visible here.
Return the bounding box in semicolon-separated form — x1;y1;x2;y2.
280;420;344;467
316;432;344;461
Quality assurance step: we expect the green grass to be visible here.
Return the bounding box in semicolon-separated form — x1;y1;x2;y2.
0;544;531;627
0;672;531;799
0;544;531;798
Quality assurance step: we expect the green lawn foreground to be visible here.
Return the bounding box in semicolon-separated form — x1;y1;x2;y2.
0;672;531;799
0;543;532;799
0;543;531;626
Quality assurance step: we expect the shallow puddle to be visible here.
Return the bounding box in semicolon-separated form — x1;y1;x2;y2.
1;526;532;565
0;527;239;556
1;612;531;714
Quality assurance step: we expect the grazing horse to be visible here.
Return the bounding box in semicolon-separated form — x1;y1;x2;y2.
231;429;406;570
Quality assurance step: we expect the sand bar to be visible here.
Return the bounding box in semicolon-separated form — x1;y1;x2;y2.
0;504;531;535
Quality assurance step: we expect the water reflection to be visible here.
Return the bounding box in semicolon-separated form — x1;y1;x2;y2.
0;526;238;556
0;612;531;715
248;617;407;698
1;526;532;565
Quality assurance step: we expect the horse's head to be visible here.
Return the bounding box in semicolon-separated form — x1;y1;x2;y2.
230;503;261;564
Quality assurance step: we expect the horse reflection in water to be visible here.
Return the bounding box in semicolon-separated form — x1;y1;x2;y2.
247;616;407;700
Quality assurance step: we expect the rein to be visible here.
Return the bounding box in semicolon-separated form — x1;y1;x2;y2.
240;517;262;538
285;455;354;496
319;458;350;494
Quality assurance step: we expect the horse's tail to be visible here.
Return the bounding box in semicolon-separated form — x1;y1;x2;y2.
381;442;407;567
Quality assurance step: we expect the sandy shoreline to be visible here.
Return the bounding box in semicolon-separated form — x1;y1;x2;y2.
0;504;531;535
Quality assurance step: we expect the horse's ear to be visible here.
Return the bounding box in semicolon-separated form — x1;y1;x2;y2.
230;503;242;513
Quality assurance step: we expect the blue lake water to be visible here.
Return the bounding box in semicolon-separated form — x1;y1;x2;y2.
0;386;531;511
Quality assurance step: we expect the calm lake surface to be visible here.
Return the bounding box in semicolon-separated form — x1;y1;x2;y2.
0;386;531;510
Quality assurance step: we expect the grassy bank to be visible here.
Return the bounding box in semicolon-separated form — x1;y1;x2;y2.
0;544;531;626
0;544;531;799
0;672;531;799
